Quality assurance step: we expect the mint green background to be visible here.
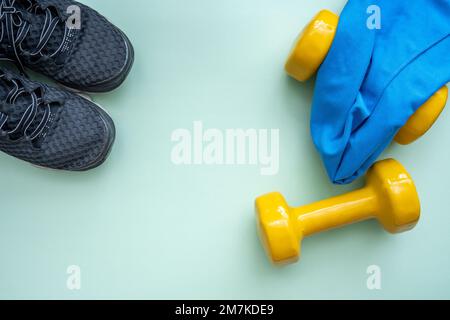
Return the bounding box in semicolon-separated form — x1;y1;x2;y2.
0;0;449;300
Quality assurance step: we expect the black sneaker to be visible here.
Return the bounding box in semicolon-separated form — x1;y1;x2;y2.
0;0;134;92
0;68;115;170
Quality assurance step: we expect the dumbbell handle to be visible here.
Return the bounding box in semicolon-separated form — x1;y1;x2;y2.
291;187;377;237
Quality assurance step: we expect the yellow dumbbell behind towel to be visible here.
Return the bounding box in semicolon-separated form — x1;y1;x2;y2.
285;10;448;145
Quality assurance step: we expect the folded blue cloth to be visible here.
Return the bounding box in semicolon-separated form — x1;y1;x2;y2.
311;0;450;184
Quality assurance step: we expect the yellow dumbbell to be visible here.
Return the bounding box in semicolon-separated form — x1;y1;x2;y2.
255;159;420;265
285;10;448;145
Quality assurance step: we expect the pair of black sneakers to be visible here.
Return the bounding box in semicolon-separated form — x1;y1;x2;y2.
0;0;134;171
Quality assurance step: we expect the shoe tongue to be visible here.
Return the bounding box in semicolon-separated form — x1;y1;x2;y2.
15;1;66;57
0;78;47;139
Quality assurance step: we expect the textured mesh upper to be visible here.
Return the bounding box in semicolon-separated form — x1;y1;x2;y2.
0;79;50;141
0;68;114;170
1;0;131;91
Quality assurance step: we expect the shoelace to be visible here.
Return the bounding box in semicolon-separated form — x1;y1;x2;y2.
0;71;52;141
0;0;67;73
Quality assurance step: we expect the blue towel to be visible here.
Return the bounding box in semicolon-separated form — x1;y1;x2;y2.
311;0;450;184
